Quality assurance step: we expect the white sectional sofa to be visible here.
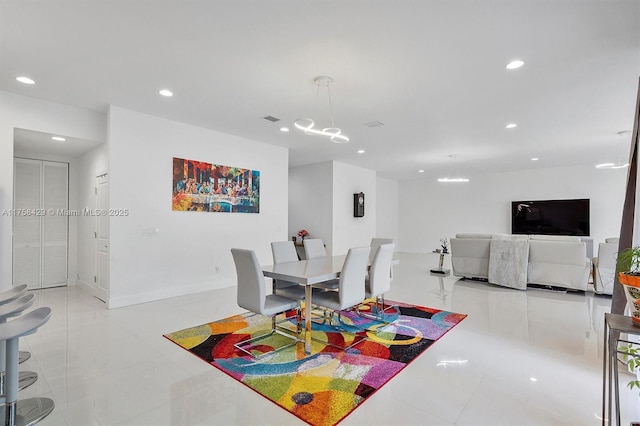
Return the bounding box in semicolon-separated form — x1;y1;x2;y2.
593;237;619;295
527;235;590;291
450;234;492;280
451;233;591;291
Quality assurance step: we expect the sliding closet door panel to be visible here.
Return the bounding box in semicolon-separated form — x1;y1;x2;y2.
42;162;68;287
13;159;42;289
13;246;41;289
12;158;68;289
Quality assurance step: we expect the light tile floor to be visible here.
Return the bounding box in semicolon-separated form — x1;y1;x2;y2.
16;253;638;425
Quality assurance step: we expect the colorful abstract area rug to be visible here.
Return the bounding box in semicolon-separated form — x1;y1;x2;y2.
163;300;466;426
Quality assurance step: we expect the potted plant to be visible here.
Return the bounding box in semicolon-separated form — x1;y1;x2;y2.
618;246;640;285
618;343;640;393
617;246;640;323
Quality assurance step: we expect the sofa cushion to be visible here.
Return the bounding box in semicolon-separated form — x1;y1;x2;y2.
450;237;491;279
528;240;586;265
455;233;493;239
527;240;589;291
529;235;581;242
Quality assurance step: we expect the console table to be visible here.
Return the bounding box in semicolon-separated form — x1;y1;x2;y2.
602;313;640;426
429;251;450;274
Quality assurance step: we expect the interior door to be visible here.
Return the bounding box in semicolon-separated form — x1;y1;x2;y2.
42;161;68;288
95;173;109;302
13;159;68;289
13;159;42;289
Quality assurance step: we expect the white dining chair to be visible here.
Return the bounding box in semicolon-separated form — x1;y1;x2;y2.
302;238;341;291
270;241;306;297
358;243;396;321
370;237;395;279
303;238;327;259
311;246;369;350
369;238;393;263
231;248;301;358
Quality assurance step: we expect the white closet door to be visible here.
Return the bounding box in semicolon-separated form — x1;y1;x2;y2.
13;159;42;289
42;161;68;288
13;159;68;289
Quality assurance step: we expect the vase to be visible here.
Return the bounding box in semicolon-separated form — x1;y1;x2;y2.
620;272;640;324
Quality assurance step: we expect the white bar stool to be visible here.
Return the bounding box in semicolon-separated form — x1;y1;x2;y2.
0;286;28;307
0;295;38;393
0;286;31;365
0;307;53;426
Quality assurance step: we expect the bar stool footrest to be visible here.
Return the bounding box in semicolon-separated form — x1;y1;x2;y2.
17;397;54;426
18;371;37;391
18;352;30;365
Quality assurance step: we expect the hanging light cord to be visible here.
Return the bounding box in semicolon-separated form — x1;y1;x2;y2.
326;84;336;128
294;75;349;143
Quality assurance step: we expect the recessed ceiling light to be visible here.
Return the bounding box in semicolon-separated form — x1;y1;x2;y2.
506;59;524;70
437;177;470;183
596;162;628;169
16;76;35;85
418;169;424;173
530;377;538;382
159;89;173;97
505;123;517;129
280;127;290;132
51;136;66;142
357;150;365;154
531;157;539;161
596;162;614;168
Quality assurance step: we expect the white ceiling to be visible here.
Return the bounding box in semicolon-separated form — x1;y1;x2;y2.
13;128;102;158
2;0;639;180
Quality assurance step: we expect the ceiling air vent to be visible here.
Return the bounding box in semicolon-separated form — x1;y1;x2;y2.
364;121;384;128
263;115;280;122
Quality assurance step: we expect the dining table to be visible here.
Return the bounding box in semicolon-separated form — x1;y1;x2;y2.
262;254;399;354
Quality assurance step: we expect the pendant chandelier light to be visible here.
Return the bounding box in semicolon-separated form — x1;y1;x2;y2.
294;76;349;143
437;154;470;183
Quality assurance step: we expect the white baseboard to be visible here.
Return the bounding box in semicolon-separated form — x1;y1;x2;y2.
77;279;94;295
107;281;231;309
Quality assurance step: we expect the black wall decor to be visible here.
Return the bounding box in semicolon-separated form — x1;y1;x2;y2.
353;192;365;217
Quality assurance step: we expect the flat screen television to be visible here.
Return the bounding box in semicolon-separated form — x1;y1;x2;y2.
511;198;590;236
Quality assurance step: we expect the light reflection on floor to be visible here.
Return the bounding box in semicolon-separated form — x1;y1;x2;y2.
21;252;630;425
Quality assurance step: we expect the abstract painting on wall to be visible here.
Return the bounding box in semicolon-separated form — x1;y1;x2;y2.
172;157;260;213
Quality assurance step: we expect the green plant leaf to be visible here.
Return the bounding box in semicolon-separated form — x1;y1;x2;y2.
617;246;640;274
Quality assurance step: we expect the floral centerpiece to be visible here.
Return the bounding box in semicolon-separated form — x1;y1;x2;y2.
440;238;449;254
298;229;309;240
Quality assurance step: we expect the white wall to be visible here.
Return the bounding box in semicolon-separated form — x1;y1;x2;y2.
376;177;399;245
289;161;377;256
399;165;626;256
0;91;106;289
331;162;376;255
76;143;108;293
288;162;334;252
107;106;289;308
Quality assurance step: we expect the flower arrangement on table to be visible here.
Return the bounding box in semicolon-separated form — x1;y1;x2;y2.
440;238;449;254
298;229;309;239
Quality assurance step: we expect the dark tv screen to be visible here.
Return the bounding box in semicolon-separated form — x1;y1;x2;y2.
511;198;590;236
